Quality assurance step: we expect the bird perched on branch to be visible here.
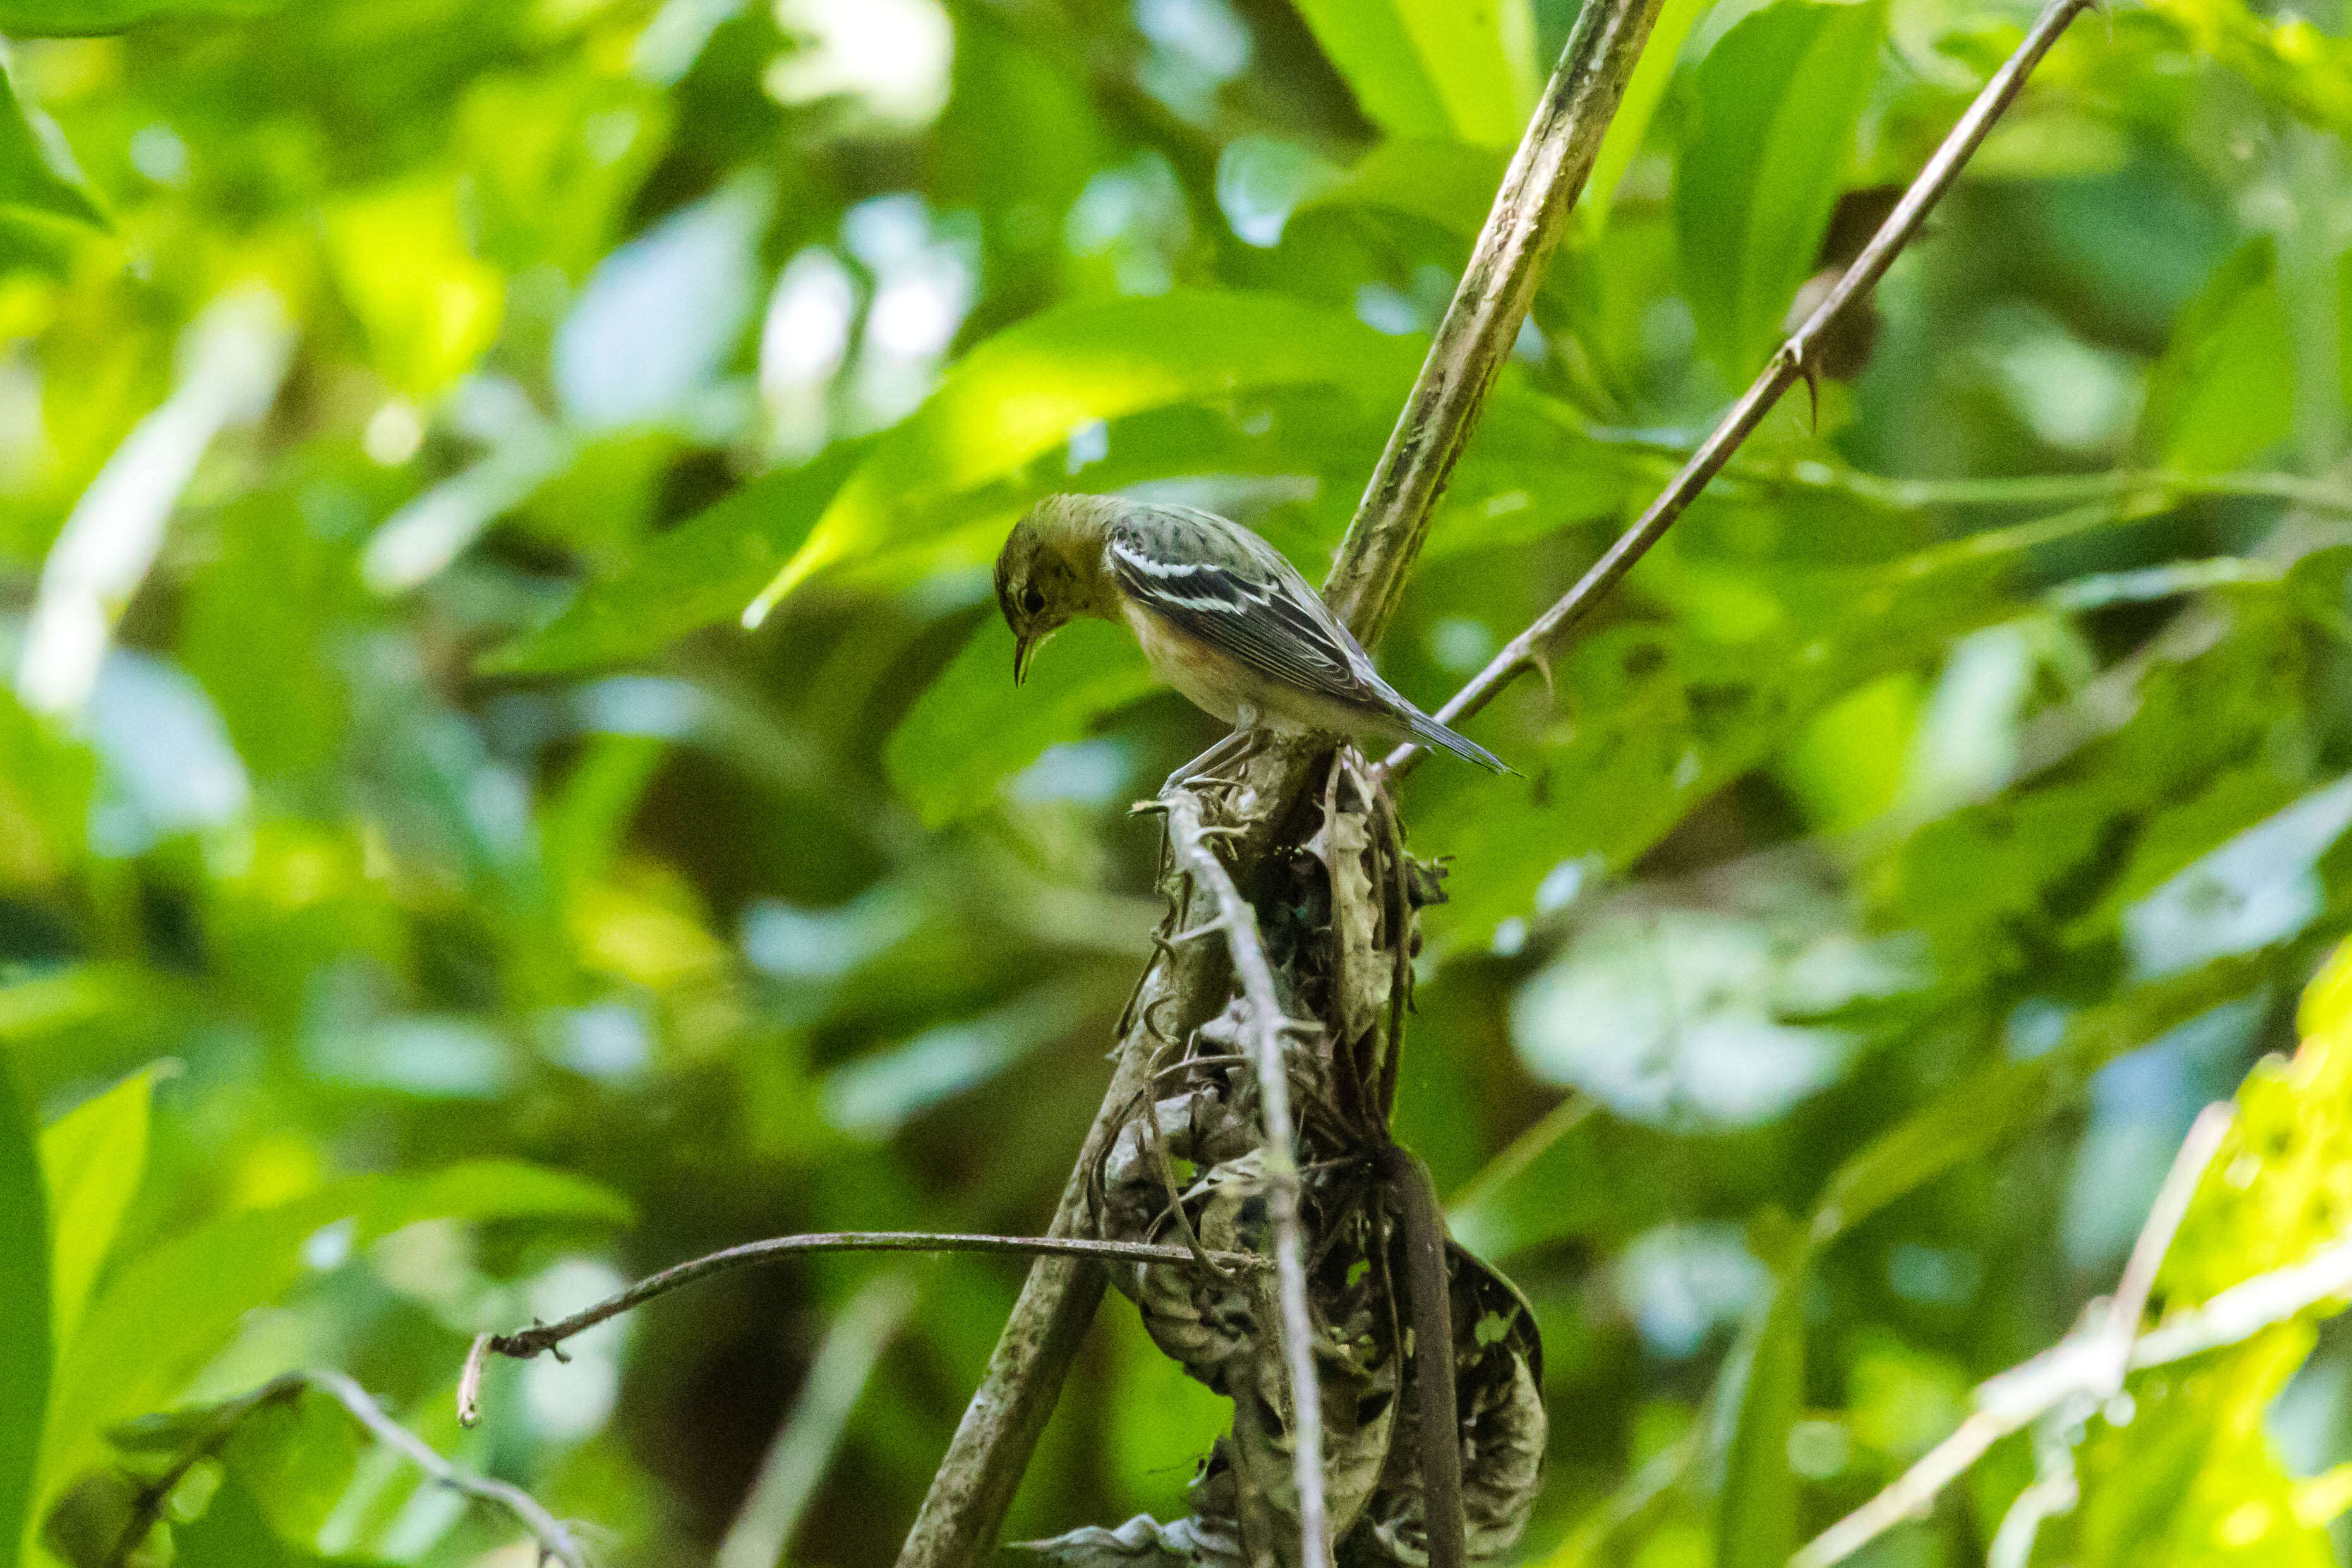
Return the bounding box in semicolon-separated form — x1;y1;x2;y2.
994;493;1508;785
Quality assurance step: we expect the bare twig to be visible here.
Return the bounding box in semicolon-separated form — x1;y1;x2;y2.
457;1229;1265;1427
1166;789;1331;1568
2097;1103;2234;1388
107;1370;586;1568
1320;0;1667;646
1790;1102;2266;1568
1383;0;2101;781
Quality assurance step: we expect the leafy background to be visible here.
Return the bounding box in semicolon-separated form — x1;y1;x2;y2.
0;0;2349;1564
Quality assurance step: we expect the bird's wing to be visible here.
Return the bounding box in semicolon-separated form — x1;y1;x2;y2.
1104;505;1384;706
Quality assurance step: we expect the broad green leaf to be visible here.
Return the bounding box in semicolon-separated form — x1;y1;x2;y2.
33;1162;629;1535
174;1475;375;1568
392;1158;636;1229
1;1061;49;1568
1675;0;1886;377
0;69;104;230
1807;949;2272;1243
0;0;279;32
886;616;1157;827
2139;238;2294;472
37;1068;157;1361
1579;0;1718;237
747;293;1425;619
480;437;867;674
1712;1264;1804;1568
1293;140;1509;244
1289;0;1538;150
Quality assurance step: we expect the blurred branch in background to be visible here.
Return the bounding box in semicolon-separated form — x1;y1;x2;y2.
717;1272;922;1568
1789;1100;2352;1568
1385;0;2103;781
98;1370;586;1568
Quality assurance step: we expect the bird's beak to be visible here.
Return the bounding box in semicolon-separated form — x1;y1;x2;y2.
1013;634;1037;686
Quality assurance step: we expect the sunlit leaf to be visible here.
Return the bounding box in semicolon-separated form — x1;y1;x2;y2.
479;438;867;675
1289;0;1539;150
1;1061;49;1568
37;1067;157;1361
747;293;1425;618
2050;940;2352;1566
324;175;504;399
1674;0;1886;376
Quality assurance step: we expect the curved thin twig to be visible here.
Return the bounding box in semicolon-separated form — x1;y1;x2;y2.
106;1371;586;1568
457;1230;1265;1428
1165;788;1333;1568
1382;0;2102;782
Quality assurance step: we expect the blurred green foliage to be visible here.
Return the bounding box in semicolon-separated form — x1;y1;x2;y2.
0;0;2348;1564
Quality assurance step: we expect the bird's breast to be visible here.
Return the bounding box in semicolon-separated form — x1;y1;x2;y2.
1121;602;1250;725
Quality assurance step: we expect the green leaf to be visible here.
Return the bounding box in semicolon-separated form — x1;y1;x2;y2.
1291;138;1509;244
0;68;104;229
174;1475;374;1568
886;615;1157;827
2139;238;2295;473
1580;0;1718;237
747;292;1425;619
1807;949;2272;1243
1712;1263;1805;1568
390;1159;636;1229
0;0;280;32
32;1161;629;1537
1674;0;1886;377
1;1060;50;1568
1416;510;2049;938
37;1068;159;1362
480;437;869;675
1289;0;1538;149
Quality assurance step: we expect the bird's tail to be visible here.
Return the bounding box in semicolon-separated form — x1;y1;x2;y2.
1404;709;1511;774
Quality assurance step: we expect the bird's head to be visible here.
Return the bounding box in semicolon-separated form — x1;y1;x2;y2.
995;495;1114;684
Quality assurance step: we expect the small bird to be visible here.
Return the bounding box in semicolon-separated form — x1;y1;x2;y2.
994;493;1507;783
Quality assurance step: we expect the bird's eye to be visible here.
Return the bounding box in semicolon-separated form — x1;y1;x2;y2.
1021;587;1046;616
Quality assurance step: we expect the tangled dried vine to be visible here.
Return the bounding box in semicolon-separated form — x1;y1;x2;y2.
1024;756;1544;1567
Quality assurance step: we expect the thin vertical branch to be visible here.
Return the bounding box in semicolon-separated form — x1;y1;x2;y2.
1321;0;1670;648
1378;1143;1466;1568
1167;790;1331;1567
1382;0;2102;780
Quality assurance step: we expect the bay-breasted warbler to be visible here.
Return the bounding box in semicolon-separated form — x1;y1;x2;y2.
994;494;1507;781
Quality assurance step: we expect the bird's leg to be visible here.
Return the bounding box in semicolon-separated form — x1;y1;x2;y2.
1162;727;1258;794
